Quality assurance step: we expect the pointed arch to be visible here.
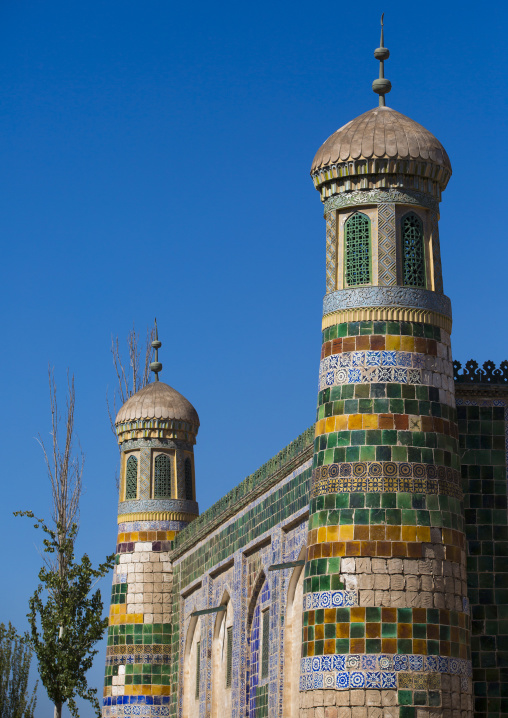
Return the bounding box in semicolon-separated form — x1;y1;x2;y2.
401;211;425;287
211;590;233;718
345;211;371;286
183;615;201;718
283;547;306;718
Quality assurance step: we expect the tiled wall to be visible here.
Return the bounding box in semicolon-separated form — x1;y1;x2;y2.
456;390;508;718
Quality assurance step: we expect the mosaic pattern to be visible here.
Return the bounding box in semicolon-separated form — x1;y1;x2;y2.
325;211;337;293
323;286;452;318
323;188;440;214
303;590;358;610
248;581;270;718
311;461;462;499
377;203;396;286
401;212;426;288
118;499;199;515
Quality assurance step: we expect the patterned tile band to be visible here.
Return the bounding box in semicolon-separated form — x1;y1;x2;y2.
323;287;452;318
118;499;198;515
311;461;462;499
323;188;440;215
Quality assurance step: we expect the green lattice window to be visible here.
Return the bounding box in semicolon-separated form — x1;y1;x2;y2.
154;454;172;498
195;641;200;698
261;610;269;679
184;457;193;501
125;456;138;500
345;212;371;286
402;212;425;287
226;625;233;688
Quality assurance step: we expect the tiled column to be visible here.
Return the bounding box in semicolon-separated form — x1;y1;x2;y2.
300;289;472;716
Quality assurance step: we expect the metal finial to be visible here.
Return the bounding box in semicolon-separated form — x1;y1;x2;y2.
372;13;391;107
150;318;162;381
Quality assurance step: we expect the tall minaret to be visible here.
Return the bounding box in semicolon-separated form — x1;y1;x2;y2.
300;19;472;718
102;325;200;718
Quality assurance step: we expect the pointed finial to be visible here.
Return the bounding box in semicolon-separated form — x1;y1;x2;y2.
372;13;391;107
150;318;162;381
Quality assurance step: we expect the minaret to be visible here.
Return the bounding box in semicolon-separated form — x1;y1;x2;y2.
102;324;200;718
300;18;472;718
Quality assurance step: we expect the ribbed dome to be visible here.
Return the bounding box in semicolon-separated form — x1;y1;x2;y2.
311;106;451;175
115;381;199;427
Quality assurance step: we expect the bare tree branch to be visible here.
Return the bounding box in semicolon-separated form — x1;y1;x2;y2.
106;323;155;487
36;367;84;579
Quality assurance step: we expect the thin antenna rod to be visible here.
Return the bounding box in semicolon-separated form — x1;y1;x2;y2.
372;13;391;107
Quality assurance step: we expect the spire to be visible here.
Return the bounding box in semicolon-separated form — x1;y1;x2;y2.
372;13;391;107
150;318;162;381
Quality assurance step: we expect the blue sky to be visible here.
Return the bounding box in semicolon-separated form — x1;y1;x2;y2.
1;0;506;714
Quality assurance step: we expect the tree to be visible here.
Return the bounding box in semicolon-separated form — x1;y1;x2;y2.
15;514;114;718
17;369;114;718
0;623;37;718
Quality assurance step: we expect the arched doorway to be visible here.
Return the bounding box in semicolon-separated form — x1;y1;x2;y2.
182;615;201;718
246;574;271;718
211;592;233;718
283;550;305;718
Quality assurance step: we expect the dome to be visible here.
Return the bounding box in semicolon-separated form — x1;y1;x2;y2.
115;381;199;427
311;106;451;192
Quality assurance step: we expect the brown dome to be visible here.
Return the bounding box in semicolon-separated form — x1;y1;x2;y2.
311;106;451;175
115;381;199;427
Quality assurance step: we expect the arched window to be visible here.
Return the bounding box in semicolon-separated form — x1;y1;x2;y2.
125;456;138;500
345;212;371;286
184;458;193;501
402;212;425;287
154;454;172;498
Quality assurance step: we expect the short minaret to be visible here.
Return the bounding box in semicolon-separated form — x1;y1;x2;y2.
300;19;472;718
102;327;200;717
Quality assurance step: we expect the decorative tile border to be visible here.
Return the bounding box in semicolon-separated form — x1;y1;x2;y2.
303;591;358;610
313;461;460;483
323;287;452;318
320;350;450;372
323;189;440;215
299;653;471;691
118;499;199;515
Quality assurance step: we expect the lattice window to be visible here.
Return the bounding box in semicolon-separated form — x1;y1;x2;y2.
195;641;200;698
402;212;425;287
125;456;138;500
261;610;269;679
345;212;371;286
184;458;193;501
226;625;233;688
154;454;172;498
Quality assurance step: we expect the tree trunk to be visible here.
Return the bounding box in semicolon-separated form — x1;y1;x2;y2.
54;702;62;718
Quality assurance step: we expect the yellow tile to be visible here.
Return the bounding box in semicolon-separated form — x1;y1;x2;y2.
401;526;417;541
339;525;354;540
385;335;401;350
400;336;415;352
335;415;348;431
315;420;325;437
363;414;378;430
348;414;362;430
325;417;335;433
417;526;431;542
327;526;339;542
317;527;327;544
